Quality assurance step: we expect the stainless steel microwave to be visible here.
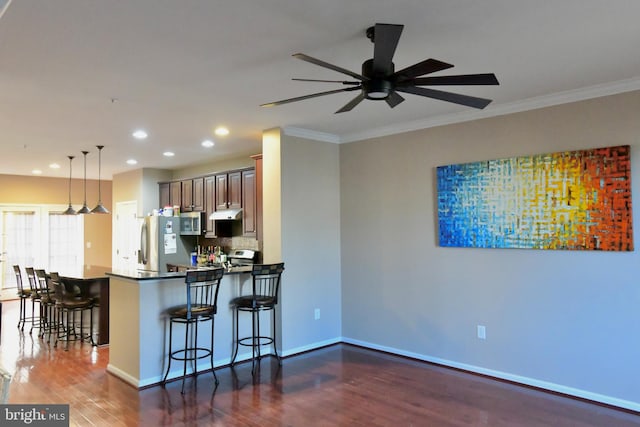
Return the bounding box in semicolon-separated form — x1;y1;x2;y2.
179;212;203;235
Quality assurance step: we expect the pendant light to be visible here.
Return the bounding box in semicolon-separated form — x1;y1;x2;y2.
77;150;91;214
91;145;109;214
62;155;77;215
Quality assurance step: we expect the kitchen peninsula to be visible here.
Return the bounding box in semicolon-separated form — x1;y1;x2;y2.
106;267;256;388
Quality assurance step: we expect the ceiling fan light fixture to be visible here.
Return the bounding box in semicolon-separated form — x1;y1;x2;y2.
366;90;390;100
364;79;392;100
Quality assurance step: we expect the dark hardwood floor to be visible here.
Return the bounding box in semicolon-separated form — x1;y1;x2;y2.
1;299;639;426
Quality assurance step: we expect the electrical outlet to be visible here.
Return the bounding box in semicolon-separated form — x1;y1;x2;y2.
314;308;320;320
477;325;486;340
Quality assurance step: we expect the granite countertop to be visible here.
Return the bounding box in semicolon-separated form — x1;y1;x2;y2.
106;265;252;281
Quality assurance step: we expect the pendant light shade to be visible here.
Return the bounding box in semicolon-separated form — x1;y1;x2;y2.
77;150;91;214
63;155;77;215
91;145;110;214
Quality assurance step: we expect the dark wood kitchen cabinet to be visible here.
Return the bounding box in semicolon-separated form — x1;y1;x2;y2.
170;181;181;207
193;177;204;211
214;174;227;211
181;179;192;210
215;171;242;210
228;171;242;209
159;182;171;208
181;177;204;212
204;175;216;237
251;154;263;243
160;165;257;238
242;169;256;236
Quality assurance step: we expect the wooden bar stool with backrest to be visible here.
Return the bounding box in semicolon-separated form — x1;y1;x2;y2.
162;268;224;394
230;263;285;375
13;265;32;331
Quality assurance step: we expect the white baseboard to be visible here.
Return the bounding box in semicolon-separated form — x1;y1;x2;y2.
342;337;640;413
108;352;261;388
106;364;140;388
109;336;640;412
281;337;342;357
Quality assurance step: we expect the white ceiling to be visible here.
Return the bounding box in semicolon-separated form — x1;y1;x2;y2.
1;0;640;180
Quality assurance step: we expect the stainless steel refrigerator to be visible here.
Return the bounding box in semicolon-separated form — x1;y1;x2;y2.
137;216;192;272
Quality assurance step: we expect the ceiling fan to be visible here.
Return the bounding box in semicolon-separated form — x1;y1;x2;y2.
261;23;499;114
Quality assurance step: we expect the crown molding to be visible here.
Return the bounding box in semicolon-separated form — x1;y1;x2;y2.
283;126;340;144
340;77;640;143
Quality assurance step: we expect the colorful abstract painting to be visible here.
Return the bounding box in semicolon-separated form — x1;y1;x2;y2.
437;145;633;251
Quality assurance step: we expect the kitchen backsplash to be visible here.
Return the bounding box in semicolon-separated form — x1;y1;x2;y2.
201;236;259;252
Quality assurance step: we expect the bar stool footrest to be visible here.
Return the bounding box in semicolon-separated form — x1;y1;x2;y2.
237;336;274;347
169;347;213;362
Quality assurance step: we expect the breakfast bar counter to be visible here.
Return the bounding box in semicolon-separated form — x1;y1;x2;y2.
60;265;111;345
105;267;254;388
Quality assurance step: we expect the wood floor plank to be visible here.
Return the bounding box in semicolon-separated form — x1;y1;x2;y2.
1;299;639;426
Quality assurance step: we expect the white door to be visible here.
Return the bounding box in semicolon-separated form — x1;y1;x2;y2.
114;201;139;271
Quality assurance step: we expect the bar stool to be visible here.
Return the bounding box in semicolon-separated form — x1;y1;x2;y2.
162;268;224;394
51;274;95;350
25;267;44;335
230;263;285;374
34;269;57;340
13;265;32;331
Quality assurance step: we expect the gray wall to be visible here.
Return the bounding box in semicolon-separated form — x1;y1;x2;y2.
280;134;342;353
339;90;640;410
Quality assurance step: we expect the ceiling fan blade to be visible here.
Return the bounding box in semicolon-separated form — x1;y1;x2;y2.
396;86;493;109
293;53;367;81
385;91;405;108
261;86;361;107
292;78;360;85
404;73;499;86
372;23;403;75
393;58;454;81
335;92;366;114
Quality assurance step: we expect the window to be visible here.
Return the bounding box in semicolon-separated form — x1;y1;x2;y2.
0;205;84;290
1;211;36;288
48;212;84;277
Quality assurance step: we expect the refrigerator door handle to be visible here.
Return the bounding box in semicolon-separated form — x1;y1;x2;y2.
139;221;148;265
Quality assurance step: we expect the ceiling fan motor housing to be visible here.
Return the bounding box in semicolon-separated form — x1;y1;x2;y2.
362;58;394;100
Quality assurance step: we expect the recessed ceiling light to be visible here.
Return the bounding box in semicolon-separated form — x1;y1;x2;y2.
32;169;42;175
214;127;229;136
126;159;138;165
132;129;148;140
201;140;215;148
163;151;175;157
49;163;60;169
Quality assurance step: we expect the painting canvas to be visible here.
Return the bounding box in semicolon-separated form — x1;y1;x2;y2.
437;145;633;251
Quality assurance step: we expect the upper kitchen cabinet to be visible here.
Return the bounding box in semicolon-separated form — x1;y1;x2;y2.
204;175;216;237
159;178;204;212
251;154;263;244
242;169;256;236
160;164;258;238
159;182;171;208
181;177;204;212
215;171;242;210
229;171;242;209
170;181;181;207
